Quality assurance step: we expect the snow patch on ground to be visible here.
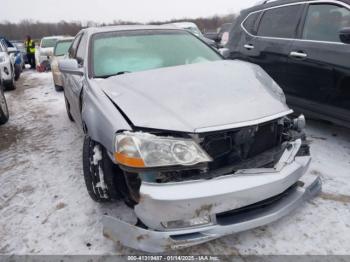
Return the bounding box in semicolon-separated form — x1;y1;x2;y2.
0;71;349;255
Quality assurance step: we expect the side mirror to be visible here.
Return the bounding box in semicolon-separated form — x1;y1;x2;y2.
219;48;230;59
59;59;84;76
340;28;350;44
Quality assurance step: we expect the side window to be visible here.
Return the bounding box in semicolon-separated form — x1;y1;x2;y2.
68;34;82;59
302;4;350;43
243;12;261;35
76;33;88;65
257;5;303;38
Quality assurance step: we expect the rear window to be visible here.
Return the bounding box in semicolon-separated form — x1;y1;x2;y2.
257;5;303;38
54;41;72;56
41;38;59;48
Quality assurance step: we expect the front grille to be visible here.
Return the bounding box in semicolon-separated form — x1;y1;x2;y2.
201;121;282;172
157;120;285;183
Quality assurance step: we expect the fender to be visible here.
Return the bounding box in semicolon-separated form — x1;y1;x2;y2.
81;85;132;154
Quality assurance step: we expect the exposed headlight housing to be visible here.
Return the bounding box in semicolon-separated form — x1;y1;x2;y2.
114;132;212;168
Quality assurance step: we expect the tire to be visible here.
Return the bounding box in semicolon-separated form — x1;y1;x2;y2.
0;86;9;125
14;65;21;81
55;85;63;92
82;136;121;202
64;93;74;122
3;68;15;91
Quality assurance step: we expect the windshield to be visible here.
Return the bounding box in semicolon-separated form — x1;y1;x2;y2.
92;30;221;78
54;41;72;56
41;38;59;48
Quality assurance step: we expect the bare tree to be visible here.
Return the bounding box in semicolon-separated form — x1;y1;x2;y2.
0;14;236;40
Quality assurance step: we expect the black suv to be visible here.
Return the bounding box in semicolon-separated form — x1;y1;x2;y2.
226;0;350;128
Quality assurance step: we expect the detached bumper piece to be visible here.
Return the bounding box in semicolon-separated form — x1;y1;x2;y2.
103;174;321;253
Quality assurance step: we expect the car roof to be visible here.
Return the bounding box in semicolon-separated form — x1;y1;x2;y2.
41;36;66;40
244;0;350;14
81;24;183;37
168;22;198;28
56;37;74;42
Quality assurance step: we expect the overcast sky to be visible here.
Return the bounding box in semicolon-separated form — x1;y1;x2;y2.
0;0;257;23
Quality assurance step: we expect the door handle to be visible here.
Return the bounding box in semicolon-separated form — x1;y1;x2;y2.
289;51;307;59
244;44;255;50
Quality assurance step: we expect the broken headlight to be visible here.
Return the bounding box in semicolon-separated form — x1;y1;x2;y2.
114;132;212;168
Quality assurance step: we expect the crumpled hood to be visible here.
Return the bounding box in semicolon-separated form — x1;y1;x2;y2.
97;60;291;133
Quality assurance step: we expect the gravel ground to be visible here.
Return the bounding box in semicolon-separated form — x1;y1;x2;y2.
0;71;349;255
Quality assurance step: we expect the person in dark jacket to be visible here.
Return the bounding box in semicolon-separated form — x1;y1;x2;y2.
25;35;36;69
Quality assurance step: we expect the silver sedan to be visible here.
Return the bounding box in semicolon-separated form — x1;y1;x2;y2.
59;25;321;253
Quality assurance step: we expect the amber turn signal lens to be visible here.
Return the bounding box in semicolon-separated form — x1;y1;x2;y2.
114;152;146;168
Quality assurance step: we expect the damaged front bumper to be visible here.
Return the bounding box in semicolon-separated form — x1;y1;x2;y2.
102;139;322;253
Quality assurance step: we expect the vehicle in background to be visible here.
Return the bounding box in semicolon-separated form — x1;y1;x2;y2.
0;37;23;81
11;41;28;66
38;36;65;65
0;77;9;125
218;23;232;47
167;22;218;48
204;23;232;47
51;37;74;91
0;39;16;90
204;30;219;41
59;25;320;252
224;0;350;128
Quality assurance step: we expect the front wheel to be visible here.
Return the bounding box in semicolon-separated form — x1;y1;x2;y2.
82;137;121;202
0;86;9;125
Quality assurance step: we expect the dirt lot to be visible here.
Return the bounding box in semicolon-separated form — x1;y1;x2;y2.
0;71;350;255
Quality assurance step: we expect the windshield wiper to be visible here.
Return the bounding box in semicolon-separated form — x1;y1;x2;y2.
96;71;131;79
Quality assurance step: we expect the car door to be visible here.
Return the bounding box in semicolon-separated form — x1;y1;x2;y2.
235;10;262;62
244;4;305;91
286;2;350;114
69;33;88;125
64;34;83;122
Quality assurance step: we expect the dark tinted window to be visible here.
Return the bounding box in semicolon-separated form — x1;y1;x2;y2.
303;4;350;43
257;5;303;38
68;34;82;58
243;12;261;35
